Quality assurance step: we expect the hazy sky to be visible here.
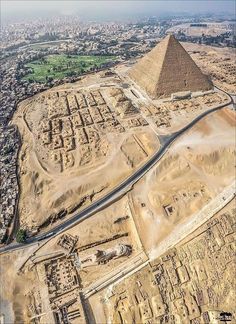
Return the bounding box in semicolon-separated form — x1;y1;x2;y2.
2;0;235;22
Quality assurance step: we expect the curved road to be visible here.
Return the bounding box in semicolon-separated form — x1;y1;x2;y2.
0;87;233;254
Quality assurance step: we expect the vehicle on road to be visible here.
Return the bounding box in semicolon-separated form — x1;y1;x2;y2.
37;232;55;241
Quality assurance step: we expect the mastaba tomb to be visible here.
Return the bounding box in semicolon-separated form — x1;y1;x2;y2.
128;34;213;99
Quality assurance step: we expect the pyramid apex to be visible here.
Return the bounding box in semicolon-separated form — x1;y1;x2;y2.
163;33;177;44
166;33;175;38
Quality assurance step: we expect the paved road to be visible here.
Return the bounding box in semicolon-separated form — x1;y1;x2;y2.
0;87;233;254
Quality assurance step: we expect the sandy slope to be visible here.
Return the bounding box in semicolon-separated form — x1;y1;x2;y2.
131;108;236;254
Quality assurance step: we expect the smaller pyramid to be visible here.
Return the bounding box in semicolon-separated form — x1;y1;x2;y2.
128;34;213;99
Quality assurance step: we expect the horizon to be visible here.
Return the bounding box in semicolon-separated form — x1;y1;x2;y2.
2;0;236;23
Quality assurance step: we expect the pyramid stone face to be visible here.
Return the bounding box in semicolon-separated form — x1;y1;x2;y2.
128;35;213;99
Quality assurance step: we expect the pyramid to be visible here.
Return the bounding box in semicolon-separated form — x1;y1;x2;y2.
128;34;213;99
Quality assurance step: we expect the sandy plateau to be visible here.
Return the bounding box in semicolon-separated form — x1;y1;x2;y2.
13;71;160;232
0;245;39;324
0;195;144;324
13;51;232;234
2;107;235;323
2;36;235;324
130;108;235;255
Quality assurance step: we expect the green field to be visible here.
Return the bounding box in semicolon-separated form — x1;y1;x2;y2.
23;54;116;82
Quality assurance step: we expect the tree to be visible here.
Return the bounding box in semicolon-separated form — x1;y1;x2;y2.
66;71;76;77
16;229;26;243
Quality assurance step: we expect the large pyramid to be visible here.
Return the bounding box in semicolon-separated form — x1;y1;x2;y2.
128;34;212;99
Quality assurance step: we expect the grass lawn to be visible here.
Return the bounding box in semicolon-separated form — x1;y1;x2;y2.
23;54;116;82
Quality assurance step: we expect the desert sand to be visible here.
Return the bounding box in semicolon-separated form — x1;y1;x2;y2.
130;108;235;255
2;36;235;324
13;75;160;233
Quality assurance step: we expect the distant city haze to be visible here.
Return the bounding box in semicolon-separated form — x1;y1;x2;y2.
2;0;235;22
